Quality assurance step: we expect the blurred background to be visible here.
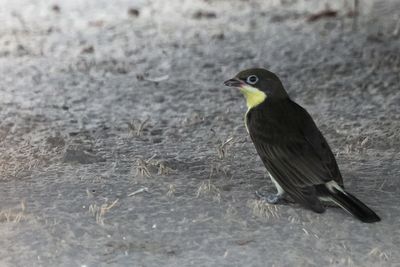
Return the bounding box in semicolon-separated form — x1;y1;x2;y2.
0;0;399;266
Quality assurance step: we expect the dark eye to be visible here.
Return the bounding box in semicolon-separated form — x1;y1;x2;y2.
246;75;258;85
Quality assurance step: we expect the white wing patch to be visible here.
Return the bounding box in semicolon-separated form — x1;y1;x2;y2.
268;172;285;196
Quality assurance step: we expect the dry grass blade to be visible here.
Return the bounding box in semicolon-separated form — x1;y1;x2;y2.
0;201;26;223
89;199;119;225
133;158;152;177
196;179;221;202
360;136;369;147
132;155;174;178
209;163;231;179
127;118;149;137
287;215;300;223
166;184;176;197
368;247;391;261
157;161;173;175
0;139;59;180
248;199;279;219
128;187;149;196
217;137;234;159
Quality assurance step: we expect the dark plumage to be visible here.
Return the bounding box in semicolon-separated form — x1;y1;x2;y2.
224;68;380;223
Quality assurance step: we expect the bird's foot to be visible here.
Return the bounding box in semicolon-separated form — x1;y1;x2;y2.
255;191;290;204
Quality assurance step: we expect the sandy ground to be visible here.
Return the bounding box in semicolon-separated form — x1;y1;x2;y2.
0;0;399;266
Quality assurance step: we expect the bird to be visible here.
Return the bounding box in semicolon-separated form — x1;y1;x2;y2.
224;68;380;223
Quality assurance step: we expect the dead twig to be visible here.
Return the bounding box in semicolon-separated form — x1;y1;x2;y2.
128;187;149;196
307;6;338;22
217;137;235;159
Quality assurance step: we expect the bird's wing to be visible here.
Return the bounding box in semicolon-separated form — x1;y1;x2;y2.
291;101;344;186
246;99;343;211
255;140;332;187
253;140;329;212
248;101;337;188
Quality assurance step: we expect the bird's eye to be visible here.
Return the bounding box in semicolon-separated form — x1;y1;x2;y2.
246;75;258;85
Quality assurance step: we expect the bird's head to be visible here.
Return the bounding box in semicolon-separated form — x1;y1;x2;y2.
224;68;288;109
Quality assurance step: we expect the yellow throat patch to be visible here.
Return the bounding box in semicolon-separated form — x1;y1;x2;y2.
240;85;267;109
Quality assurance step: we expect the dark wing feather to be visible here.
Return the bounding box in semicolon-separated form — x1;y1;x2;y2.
261;141;330;186
254;140;327;212
247;99;343;211
295;102;343;186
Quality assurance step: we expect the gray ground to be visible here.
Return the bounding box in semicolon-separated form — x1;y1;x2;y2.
0;0;399;266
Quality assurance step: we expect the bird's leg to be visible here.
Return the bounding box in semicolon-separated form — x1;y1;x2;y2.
256;173;293;204
255;190;290;204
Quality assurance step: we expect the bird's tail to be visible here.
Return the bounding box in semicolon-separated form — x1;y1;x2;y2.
319;182;381;223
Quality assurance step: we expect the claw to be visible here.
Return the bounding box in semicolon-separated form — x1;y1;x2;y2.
255;191;288;204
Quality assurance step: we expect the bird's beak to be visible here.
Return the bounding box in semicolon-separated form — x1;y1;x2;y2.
224;78;243;88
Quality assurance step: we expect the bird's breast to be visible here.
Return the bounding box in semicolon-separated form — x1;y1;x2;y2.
245;107;285;144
